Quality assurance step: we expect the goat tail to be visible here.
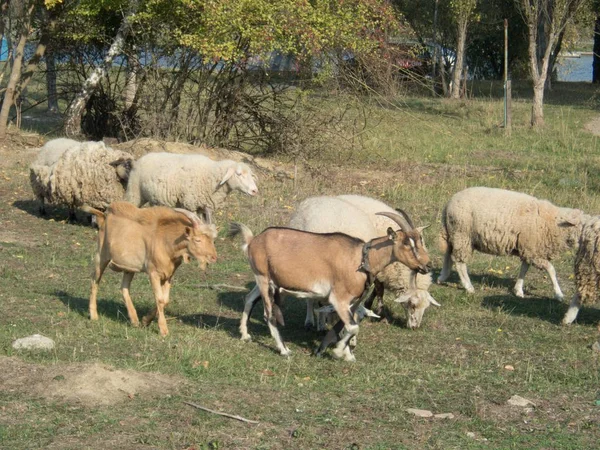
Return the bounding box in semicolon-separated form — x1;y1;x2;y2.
81;205;106;229
228;222;254;255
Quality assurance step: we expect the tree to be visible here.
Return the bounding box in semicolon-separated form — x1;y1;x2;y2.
516;0;588;126
449;0;477;98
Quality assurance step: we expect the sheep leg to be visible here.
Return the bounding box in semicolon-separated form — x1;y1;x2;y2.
535;260;564;300
120;272;139;326
240;284;261;341
455;262;475;294
562;293;581;325
67;207;77;223
89;256;109;321
437;245;453;283
38;195;46;216
305;299;316;330
257;276;290;356
149;273;169;337
512;261;530;298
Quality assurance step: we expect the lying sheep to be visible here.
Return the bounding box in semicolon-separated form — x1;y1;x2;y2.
29;138;80;215
290;195;439;329
438;187;586;299
562;216;600;326
125;152;258;223
46;142;133;221
30;140;133;221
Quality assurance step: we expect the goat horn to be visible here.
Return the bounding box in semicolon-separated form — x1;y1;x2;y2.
376;210;414;231
173;208;203;228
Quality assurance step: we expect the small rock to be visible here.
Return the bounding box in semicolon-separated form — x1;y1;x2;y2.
434;413;455;419
504;364;515;371
592;341;600;353
406;408;433;418
12;334;55;351
466;432;476;439
507;395;535;407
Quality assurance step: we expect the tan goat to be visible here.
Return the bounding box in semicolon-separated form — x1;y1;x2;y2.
230;211;431;361
84;202;218;336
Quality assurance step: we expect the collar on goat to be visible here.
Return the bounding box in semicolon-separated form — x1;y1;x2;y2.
358;241;373;282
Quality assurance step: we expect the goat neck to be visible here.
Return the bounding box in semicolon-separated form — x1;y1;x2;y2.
361;235;397;277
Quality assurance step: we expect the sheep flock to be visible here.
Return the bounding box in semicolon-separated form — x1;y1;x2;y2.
27;137;600;360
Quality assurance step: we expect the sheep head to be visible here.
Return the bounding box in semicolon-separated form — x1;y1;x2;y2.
395;289;440;329
219;162;259;196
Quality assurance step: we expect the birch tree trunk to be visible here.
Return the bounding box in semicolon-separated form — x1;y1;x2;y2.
450;19;468;99
46;46;58;112
0;1;33;140
64;1;138;137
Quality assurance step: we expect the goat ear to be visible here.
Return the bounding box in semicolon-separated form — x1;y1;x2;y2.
219;167;236;186
387;227;397;240
185;226;192;238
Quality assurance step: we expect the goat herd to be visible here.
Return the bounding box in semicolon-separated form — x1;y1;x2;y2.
29;138;600;362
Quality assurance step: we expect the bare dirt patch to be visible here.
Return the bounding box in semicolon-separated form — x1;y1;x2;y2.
0;356;185;407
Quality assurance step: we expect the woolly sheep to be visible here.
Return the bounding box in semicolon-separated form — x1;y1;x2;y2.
438;187;587;299
36;141;133;221
30;138;81;215
125;152;259;223
562;216;600;326
289;195;439;329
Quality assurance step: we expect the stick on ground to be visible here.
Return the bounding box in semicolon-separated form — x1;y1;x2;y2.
183;401;259;424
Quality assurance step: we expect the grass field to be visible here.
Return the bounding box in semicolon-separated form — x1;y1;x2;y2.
1;81;600;449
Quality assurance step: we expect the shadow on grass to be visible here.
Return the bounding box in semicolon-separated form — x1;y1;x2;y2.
179;285;330;355
55;290;152;323
482;294;600;326
437;270;516;293
12;200;93;226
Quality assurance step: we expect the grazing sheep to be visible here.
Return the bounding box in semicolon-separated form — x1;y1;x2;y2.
30;140;133;221
125;152;258;223
438;187;586;299
290;195;439;329
29;138;81;215
562;216;600;326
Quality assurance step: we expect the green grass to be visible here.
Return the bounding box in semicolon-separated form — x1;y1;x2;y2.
1;82;600;449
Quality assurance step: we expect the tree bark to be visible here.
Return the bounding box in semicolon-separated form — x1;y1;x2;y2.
0;1;33;140
46;46;58;112
64;0;138;137
451;19;468;99
593;16;600;83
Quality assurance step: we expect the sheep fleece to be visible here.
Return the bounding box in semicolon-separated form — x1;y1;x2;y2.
574;217;600;306
49;143;132;209
441;187;580;265
126;152;247;211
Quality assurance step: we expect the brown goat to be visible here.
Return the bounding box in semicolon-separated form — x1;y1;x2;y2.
84;202;218;336
230;211;431;361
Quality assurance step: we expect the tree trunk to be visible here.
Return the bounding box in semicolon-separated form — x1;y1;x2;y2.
0;1;33;140
593;16;600;83
64;1;138;137
46;46;58;112
451;19;468;99
531;81;545;126
123;54;139;109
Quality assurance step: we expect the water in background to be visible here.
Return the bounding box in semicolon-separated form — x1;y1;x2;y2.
556;54;593;82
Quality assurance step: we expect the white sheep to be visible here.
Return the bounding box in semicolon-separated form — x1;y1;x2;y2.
289;195;439;329
438;187;586;299
29;138;81;215
37;141;133;221
125;152;258;223
562;216;600;326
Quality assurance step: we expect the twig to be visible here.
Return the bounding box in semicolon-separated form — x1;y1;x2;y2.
197;283;249;292
183;401;259;424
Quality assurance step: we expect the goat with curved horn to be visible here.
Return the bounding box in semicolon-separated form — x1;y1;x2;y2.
174;208;203;228
376;210;414;231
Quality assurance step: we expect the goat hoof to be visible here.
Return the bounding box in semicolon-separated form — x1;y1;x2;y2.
344;353;356;363
280;348;292;357
131;321;140;328
240;335;252;342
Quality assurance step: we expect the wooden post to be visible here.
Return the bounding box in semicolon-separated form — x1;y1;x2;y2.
504;19;511;135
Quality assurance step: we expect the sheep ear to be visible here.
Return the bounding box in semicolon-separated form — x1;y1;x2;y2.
395;293;411;304
557;209;581;227
416;224;430;233
219;167;236;186
387;227;397;240
427;293;441;307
